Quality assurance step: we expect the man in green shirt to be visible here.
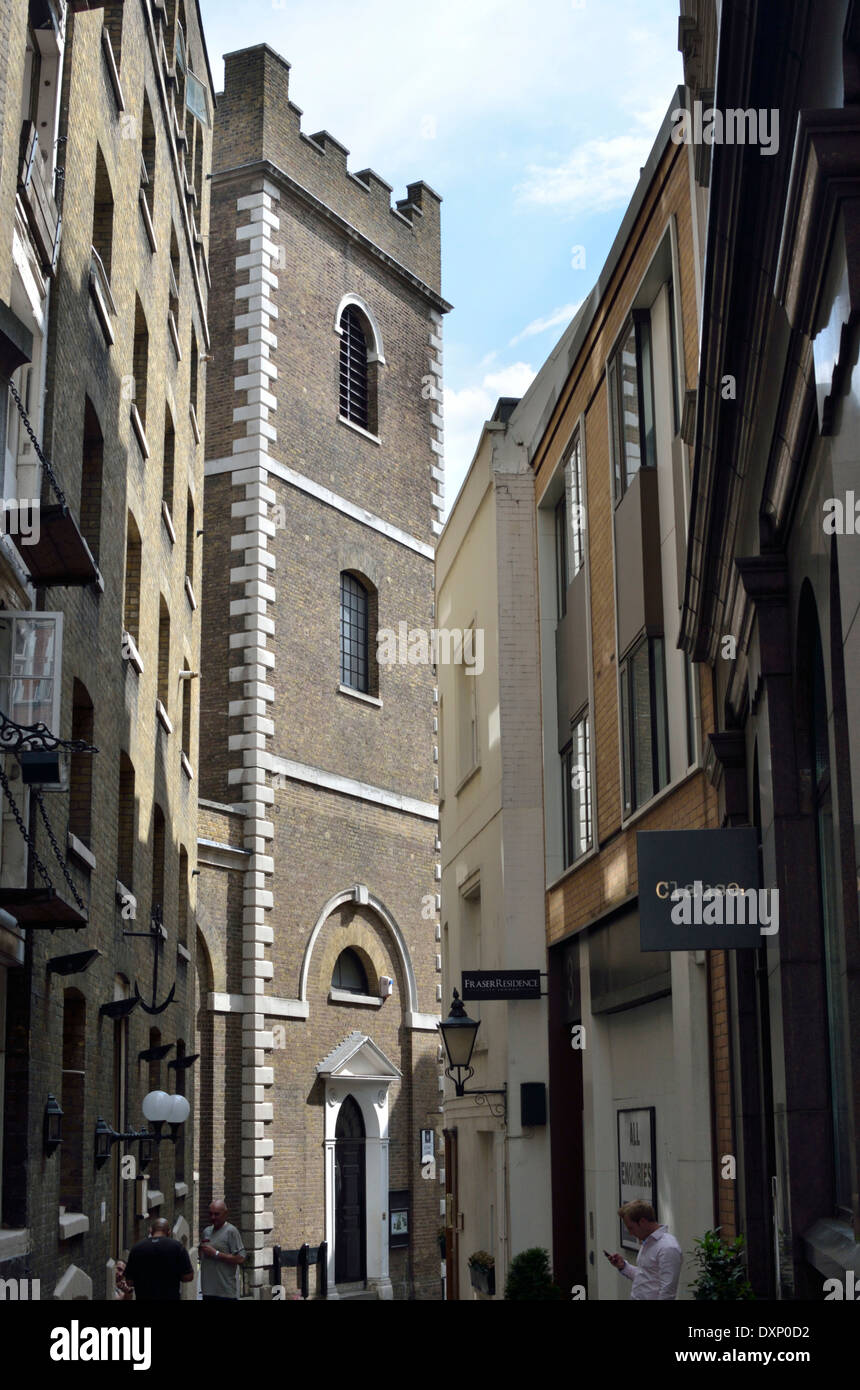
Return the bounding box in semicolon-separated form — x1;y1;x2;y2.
199;1200;246;1300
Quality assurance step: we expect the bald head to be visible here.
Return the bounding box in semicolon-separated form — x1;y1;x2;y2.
150;1217;171;1237
208;1199;227;1230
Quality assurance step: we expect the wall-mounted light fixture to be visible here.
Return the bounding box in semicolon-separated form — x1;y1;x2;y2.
438;991;507;1119
44;1094;63;1154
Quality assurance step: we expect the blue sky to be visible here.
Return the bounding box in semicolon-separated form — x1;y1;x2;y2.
199;0;684;512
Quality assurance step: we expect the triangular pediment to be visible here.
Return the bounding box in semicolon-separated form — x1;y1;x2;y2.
316;1030;401;1081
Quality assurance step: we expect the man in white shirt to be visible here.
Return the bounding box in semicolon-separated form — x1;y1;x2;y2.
608;1200;683;1299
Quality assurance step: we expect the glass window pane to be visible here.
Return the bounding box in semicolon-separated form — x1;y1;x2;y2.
619;324;641;491
555;494;567;619
568;433;585;577
571;714;591;859
185;70;209;127
651;636;668;792
636;313;656;470
631;640;654;809
340;573;368;693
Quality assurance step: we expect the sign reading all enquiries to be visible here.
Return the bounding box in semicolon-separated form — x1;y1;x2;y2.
636;827;769;951
617;1107;657;1250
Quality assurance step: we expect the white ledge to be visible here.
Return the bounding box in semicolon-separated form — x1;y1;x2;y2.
338;415;381;446
189;402;200;444
337;683;382;708
329;988;383;1008
146;1190;164;1209
67;833;96;872
122;630;144;675
180;751;194;781
177;942;191;962
185;575;197;610
0;1228;30;1260
174;1182;188;1198
156;699;174;735
161;500;176;544
130;402;150;459
58;1212;89;1240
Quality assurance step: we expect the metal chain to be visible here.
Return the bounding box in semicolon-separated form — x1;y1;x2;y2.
7;378;67;509
33;787;86;912
0;764;53;891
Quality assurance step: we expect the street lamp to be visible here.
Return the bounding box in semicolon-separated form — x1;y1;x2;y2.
438;990;481;1096
438;991;507;1117
94;1090;190;1166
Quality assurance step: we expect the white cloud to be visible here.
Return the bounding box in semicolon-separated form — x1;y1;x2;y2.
509;301;583;346
516;132;654;215
442;362;537;516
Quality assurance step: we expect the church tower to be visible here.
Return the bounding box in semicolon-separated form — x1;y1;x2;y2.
197;45;448;1299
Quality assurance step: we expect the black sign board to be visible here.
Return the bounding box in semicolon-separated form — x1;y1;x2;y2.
461;970;541;1000
637;828;767;951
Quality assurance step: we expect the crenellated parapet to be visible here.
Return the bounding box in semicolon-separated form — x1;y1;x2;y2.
213;45;442;291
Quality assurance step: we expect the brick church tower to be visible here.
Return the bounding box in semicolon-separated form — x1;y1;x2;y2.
196;45;449;1299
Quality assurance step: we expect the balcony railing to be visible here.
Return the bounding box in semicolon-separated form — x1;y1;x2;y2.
18;122;61;276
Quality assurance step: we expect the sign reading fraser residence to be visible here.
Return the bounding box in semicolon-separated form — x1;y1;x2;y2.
637;828;765;951
460;970;542;1001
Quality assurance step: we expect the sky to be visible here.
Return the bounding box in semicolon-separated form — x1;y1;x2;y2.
198;0;684;514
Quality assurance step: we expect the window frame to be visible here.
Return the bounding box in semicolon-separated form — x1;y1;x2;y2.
619;634;669;817
562;708;592;868
609;310;657;503
0;611;63;736
340;572;370;694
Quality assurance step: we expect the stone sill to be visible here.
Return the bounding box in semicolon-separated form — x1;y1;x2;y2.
337;683;381;708
156;699;174;735
67;832;96;872
180;751;194;781
329;988;383;1009
130;402;150;460
177;942;191;963
0;1228;30;1261
189;402;200;444
162;500;176;544
185;575;197;611
147;1190;164;1209
122;630;144;676
59;1211;89;1240
337;415;380;446
174;1182;188;1198
455;762;481;796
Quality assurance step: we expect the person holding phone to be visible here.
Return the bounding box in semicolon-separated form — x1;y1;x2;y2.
199;1199;246;1300
606;1201;682;1300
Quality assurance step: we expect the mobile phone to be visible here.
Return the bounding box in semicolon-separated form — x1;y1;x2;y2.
603;1250;612;1258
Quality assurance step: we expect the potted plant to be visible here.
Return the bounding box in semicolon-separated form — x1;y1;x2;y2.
689;1229;755;1300
503;1247;565;1300
468;1250;495;1295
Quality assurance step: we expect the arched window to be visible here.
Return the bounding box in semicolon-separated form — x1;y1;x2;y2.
116;752;135;890
123;511;142;647
332;949;369;996
60;990;86;1212
339;307;369;430
69;680;94;847
340;572;370;693
81;399;103;563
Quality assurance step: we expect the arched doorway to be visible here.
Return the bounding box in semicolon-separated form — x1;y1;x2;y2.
334;1095;366;1284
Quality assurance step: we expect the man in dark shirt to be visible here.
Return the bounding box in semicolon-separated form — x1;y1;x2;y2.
124;1217;194;1301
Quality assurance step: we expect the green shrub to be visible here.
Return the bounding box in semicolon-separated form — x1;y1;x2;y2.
689;1229;755;1300
503;1247;565;1300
